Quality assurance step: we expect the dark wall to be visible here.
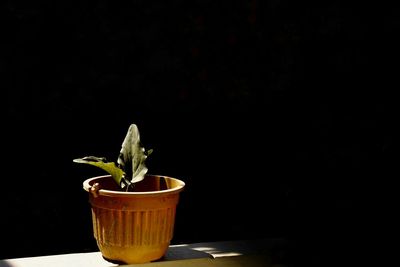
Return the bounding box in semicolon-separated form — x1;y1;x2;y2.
2;1;397;263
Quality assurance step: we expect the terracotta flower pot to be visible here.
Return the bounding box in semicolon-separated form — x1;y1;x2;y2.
83;174;185;264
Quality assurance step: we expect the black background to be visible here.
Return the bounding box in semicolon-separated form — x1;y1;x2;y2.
2;1;398;264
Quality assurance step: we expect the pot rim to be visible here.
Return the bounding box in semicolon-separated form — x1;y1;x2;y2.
83;174;185;197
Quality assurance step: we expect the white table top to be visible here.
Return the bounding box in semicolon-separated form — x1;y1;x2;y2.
0;239;281;267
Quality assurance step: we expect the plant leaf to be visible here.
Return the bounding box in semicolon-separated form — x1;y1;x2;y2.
73;156;126;186
117;124;149;184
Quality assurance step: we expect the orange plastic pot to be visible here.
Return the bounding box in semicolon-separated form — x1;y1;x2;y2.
83;174;185;264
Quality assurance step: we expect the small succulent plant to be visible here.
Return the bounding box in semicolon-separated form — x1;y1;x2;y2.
73;124;152;191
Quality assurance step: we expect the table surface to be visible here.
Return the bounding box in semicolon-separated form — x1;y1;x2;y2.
0;239;285;267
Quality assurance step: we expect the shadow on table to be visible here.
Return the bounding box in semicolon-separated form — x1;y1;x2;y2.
0;261;12;267
163;238;288;261
162;245;213;261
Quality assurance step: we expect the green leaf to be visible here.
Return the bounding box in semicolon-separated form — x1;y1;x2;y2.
73;124;152;191
117;124;149;184
73;156;126;186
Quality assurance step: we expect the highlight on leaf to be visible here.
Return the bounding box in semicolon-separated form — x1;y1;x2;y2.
117;124;149;185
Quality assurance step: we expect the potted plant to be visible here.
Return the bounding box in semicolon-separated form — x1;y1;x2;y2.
74;124;185;264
